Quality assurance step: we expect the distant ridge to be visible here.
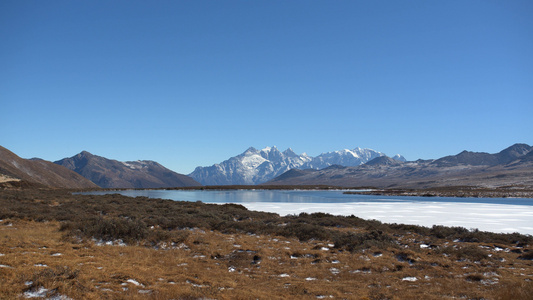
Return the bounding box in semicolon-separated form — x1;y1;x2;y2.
265;143;533;188
0;146;98;189
363;156;402;167
55;151;200;189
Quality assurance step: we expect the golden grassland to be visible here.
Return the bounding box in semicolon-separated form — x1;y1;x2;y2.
0;189;532;299
1;220;532;299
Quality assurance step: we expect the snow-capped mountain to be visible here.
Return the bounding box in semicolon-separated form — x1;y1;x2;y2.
189;146;405;185
301;147;386;170
189;147;311;185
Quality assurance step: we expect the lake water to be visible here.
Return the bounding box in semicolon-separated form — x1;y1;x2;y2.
81;189;533;205
80;190;533;235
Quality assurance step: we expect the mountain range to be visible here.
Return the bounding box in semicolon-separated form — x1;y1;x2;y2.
265;143;533;188
1;144;531;189
189;146;406;185
55;151;200;189
0;146;97;189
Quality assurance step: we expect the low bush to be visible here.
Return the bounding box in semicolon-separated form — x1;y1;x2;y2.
436;245;488;262
333;230;396;252
62;217;148;243
278;223;333;242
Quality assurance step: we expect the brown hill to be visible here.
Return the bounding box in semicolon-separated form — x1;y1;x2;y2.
55;151;200;189
0;146;99;189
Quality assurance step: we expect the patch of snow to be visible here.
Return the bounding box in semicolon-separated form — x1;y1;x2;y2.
0;264;13;268
187;280;207;288
47;295;73;300
34;264;47;267
402;277;418;282
306;277;317;281
261;146;272;152
23;287;49;298
278;274;290;277
481;279;499;285
420;244;429;249
350;269;371;274
228;266;236;272
121;161;144;170
329;268;340;275
51;253;62;256
241;154;267;170
93;239;126;247
126;279;144;287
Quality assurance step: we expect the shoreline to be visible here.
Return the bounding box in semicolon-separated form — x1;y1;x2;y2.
68;184;533;198
346;187;533;198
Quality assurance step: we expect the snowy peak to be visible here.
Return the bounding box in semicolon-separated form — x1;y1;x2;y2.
189;146;312;185
301;147;385;170
189;146;402;185
392;154;407;162
283;148;298;157
242;147;259;156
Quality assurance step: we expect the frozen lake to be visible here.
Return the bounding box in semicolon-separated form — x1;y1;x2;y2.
81;190;533;235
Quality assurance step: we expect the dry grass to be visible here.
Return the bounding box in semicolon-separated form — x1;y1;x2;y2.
0;174;20;183
1;219;532;299
1;188;532;299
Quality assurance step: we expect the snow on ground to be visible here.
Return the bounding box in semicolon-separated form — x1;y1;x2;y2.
242;202;533;235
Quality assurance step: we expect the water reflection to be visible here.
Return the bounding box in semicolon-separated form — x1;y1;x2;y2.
79;190;533;206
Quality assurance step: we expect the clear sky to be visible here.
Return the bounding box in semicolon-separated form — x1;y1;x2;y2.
1;0;532;174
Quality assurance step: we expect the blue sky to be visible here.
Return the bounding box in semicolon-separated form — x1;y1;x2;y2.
1;0;532;174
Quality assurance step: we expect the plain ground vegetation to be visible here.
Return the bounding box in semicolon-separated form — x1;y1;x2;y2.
0;188;532;299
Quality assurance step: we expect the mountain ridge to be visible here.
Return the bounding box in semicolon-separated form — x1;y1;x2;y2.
55;151;200;189
265;143;533;188
189;146;405;185
0;146;98;189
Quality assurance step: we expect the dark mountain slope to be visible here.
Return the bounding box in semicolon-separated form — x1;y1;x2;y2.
363;156;403;167
431;143;532;167
0;146;98;188
55;151;200;189
269;168;317;182
496;143;532;164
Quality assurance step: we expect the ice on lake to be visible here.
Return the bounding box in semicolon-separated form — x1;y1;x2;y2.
242;202;533;235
